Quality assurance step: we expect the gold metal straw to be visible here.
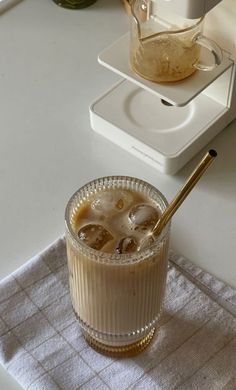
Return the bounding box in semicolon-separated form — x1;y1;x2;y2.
152;149;217;236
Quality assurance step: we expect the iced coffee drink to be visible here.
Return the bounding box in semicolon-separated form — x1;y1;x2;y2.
65;176;170;356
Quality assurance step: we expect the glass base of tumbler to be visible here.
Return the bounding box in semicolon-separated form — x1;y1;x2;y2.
83;328;156;357
52;0;97;9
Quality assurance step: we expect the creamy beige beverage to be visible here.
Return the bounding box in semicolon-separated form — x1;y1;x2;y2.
65;176;170;355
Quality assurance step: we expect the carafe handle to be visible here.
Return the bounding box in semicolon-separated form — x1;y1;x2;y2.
193;34;223;71
131;0;149;40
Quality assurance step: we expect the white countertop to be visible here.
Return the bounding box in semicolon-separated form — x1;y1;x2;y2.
0;0;236;388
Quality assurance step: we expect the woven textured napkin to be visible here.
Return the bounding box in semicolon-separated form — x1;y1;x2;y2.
0;237;236;390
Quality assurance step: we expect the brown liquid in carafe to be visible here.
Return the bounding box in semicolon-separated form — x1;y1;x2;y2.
131;34;200;83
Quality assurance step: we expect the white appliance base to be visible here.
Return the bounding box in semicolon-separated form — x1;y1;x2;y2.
90;80;228;174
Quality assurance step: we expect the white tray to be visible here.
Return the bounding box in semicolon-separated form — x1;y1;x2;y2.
98;33;233;107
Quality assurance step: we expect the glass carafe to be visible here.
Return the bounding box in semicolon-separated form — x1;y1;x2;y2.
130;0;223;83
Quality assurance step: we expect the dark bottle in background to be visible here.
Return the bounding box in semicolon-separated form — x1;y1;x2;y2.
53;0;97;9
